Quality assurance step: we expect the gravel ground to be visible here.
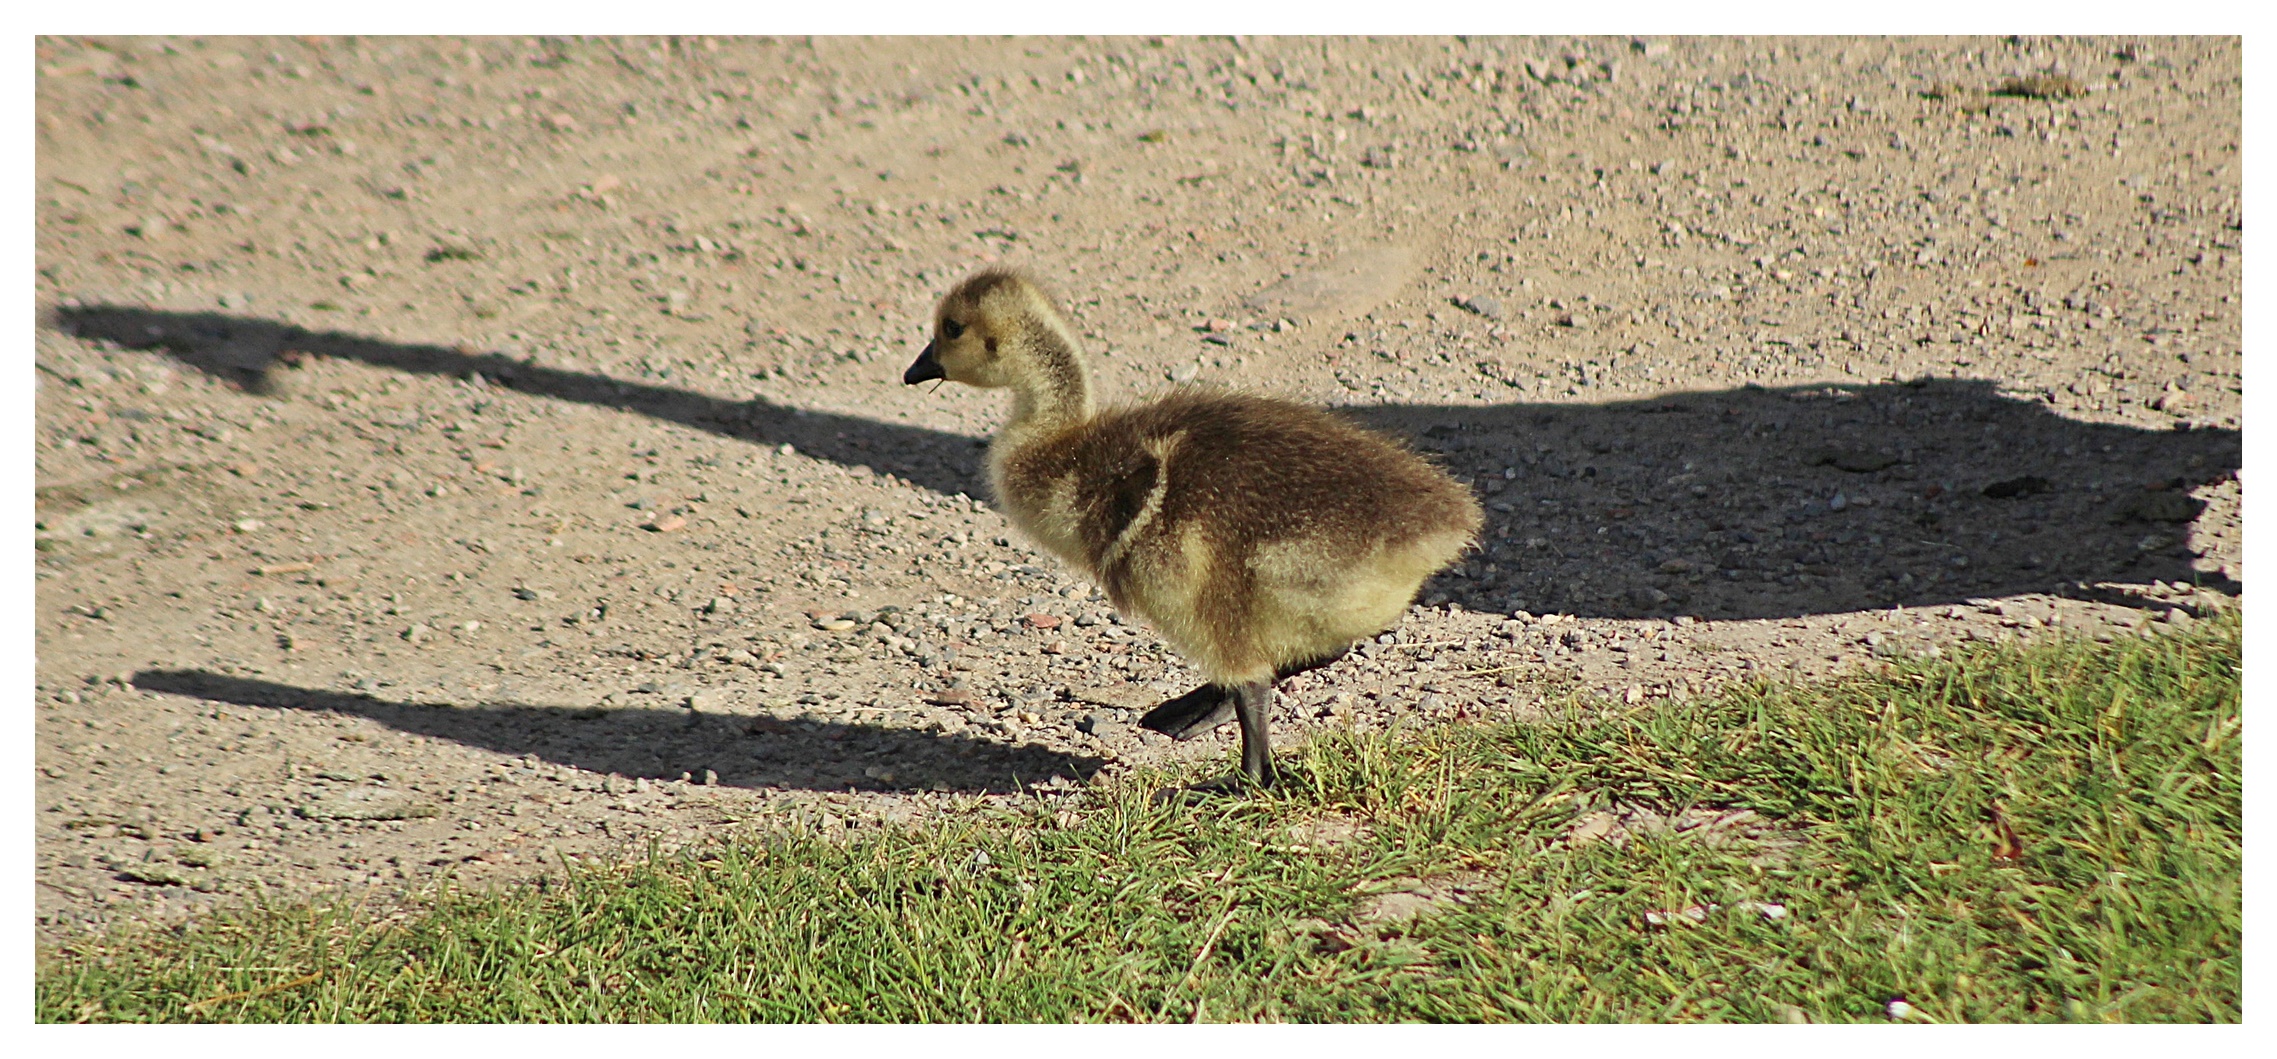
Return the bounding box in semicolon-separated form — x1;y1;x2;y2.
33;35;2239;944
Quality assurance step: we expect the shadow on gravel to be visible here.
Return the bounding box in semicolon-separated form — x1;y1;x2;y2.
131;669;1102;795
60;305;2239;622
1354;379;2239;621
53;304;989;498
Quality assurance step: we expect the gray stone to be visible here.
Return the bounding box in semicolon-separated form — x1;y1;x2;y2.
1458;295;1503;318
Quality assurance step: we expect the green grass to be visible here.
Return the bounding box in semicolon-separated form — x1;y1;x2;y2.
40;613;2240;1023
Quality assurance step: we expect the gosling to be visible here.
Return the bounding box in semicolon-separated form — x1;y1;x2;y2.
904;269;1481;790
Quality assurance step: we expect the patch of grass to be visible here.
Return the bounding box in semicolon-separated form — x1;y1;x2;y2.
39;614;2239;1022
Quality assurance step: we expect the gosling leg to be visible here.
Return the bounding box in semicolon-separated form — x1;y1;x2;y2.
1139;683;1236;740
1233;679;1276;787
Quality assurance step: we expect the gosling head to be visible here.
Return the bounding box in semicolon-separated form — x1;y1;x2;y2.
903;268;1065;389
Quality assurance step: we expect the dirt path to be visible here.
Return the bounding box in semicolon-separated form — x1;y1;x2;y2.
33;35;2239;943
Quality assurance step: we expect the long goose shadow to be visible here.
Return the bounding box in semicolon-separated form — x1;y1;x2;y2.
131;669;1101;794
1352;378;2239;621
52;304;989;498
55;304;2240;620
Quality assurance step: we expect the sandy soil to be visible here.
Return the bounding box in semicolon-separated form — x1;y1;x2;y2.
33;35;2239;943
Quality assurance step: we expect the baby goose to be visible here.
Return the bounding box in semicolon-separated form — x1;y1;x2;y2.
905;269;1481;790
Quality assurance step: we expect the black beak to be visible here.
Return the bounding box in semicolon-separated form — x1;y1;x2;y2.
903;341;946;385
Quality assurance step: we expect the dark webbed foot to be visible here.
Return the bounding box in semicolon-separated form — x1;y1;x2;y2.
1138;683;1236;740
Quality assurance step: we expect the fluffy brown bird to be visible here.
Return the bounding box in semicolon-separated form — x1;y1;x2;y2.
904;268;1480;790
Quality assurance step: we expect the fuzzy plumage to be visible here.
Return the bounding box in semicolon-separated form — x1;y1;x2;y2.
994;388;1478;682
906;268;1481;788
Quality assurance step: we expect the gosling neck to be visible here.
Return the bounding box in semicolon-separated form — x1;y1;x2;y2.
1001;322;1094;437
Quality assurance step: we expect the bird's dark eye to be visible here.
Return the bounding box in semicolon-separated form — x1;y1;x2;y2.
941;319;966;340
